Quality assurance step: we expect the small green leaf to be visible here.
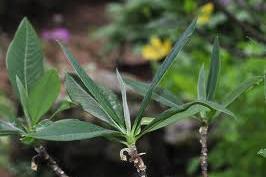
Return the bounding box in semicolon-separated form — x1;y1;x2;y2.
116;70;131;131
6;17;44;95
0;120;24;136
125;78;181;107
258;149;266;158
206;36;220;100
16;76;31;126
59;43;125;132
133;18;197;133
65;73;112;124
29;119;115;141
27;70;60;124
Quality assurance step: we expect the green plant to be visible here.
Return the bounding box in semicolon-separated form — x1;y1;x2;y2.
0;18;72;177
52;18;240;177
125;37;264;176
29;18;232;177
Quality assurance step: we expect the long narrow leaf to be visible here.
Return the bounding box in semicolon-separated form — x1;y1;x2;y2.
125;78;181;107
140;104;208;136
222;76;263;106
16;76;31;126
29;119;115;141
133;19;197;133
139;99;235;136
116;70;131;131
212;76;263;119
206;36;220;100
59;43;125;132
65;73;112;124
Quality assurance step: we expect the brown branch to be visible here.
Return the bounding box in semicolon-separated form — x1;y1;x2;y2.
199;121;208;177
33;145;71;177
213;0;266;44
120;145;147;177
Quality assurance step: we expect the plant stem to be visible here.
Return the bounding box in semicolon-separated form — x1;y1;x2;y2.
120;145;147;177
34;145;70;177
199;121;208;177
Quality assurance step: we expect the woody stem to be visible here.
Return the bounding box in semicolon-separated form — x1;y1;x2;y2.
34;145;71;177
199;121;209;177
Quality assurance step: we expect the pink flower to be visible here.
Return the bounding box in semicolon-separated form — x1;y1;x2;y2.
42;27;70;43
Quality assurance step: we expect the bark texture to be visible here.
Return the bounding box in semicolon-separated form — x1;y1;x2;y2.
34;145;70;177
199;121;208;177
120;145;147;177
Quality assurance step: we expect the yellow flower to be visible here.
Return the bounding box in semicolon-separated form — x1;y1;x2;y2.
142;36;172;61
197;2;214;26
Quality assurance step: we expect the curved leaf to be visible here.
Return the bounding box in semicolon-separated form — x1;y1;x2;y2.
6;17;44;94
133;18;197;133
29;119;115;141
